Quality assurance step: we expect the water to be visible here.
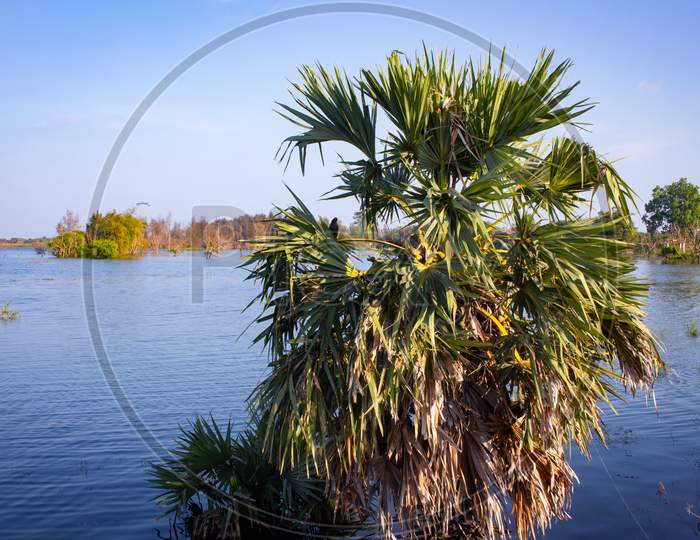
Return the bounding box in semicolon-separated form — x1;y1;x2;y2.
548;260;700;540
1;248;699;539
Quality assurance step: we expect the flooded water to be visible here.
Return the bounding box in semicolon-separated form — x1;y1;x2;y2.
1;248;699;539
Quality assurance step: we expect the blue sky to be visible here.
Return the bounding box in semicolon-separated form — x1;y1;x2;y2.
2;0;699;237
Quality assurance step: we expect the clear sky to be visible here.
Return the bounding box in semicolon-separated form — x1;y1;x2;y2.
2;0;698;237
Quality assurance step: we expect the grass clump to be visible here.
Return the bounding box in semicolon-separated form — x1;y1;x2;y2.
0;303;19;321
688;322;699;337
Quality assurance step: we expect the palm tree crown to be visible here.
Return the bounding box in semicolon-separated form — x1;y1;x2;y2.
245;49;663;539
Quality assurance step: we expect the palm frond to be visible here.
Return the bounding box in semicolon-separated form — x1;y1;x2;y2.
276;63;376;173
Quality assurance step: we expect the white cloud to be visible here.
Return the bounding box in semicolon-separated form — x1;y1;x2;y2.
637;80;662;93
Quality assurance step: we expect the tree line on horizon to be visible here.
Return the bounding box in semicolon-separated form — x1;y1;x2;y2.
48;209;279;259
45;208;407;259
45;174;700;262
3;175;697;261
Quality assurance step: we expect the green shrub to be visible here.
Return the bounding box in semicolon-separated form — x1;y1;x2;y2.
49;231;86;258
50;211;146;259
86;210;145;258
83;239;119;259
660;244;693;261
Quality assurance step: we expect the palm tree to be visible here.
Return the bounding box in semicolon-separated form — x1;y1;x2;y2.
151;417;360;539
244;49;663;539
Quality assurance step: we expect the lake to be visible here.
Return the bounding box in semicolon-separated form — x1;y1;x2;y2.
1;247;699;539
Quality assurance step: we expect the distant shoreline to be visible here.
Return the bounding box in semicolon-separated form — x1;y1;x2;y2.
0;244;245;253
0;242;48;248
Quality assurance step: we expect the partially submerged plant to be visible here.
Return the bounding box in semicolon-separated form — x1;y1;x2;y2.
687;322;698;338
0;303;19;321
150;417;360;539
659;244;694;263
244;48;663;539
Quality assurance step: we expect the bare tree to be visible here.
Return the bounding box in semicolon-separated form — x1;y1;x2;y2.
140;213;275;253
56;210;80;235
147;217;167;252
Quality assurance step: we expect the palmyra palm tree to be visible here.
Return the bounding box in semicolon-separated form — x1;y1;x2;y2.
244;49;663;539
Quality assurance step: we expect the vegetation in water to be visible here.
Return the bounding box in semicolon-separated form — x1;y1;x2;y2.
659;244;694;263
82;239;120;259
41;210;402;258
49;210;145;259
688;322;699;338
222;48;664;539
49;230;87;258
0;304;19;321
150;417;361;539
85;210;146;258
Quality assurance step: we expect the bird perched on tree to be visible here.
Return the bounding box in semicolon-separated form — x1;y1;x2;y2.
329;217;339;239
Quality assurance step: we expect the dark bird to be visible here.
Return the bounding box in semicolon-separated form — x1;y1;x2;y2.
329;217;339;239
